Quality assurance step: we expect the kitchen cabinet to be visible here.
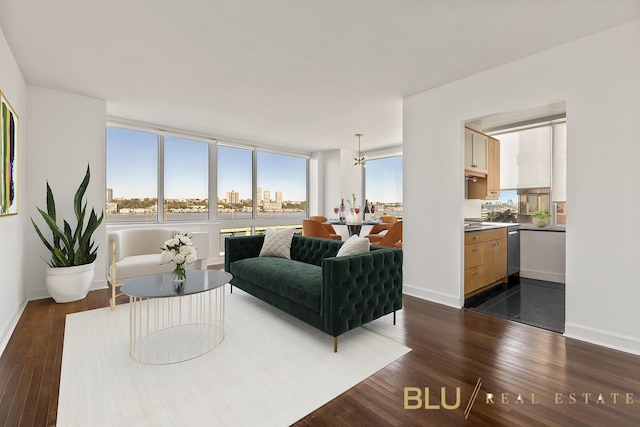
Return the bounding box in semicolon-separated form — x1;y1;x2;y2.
486;136;500;199
464;228;507;296
466;131;500;200
464;128;488;172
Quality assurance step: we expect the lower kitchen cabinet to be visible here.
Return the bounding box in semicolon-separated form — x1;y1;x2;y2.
464;228;507;296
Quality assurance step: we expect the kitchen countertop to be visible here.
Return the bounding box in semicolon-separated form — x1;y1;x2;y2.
464;222;517;232
464;222;566;232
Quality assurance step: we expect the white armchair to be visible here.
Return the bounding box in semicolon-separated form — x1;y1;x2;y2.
108;228;210;310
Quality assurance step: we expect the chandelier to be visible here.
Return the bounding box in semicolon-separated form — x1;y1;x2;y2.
354;133;366;167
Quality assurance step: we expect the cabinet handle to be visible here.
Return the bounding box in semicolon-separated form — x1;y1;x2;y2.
472;236;478;240
472;249;477;252
496;241;500;246
473;272;478;276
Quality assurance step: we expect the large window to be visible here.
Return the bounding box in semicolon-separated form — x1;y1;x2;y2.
107;125;309;224
483;119;566;226
164;136;209;221
365;156;403;217
217;145;253;219
106;128;158;222
257;151;307;218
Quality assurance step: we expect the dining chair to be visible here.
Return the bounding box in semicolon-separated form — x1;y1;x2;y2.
309;216;341;240
379;215;398;224
369;221;402;248
365;223;392;241
302;219;342;241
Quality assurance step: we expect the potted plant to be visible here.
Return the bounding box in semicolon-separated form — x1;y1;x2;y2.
532;210;551;227
31;165;104;303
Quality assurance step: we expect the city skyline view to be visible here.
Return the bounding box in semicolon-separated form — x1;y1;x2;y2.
106;127;404;220
107;128;310;202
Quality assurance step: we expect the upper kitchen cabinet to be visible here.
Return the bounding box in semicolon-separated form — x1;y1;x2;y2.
486;136;500;199
466;127;500;200
465;128;488;172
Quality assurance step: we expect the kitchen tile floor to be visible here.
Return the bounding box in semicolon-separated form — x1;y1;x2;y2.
464;277;565;333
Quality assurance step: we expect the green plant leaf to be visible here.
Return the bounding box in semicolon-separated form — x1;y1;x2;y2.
32;163;103;268
74;165;91;221
31;218;55;254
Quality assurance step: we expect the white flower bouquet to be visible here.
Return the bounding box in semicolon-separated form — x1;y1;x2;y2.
161;233;197;283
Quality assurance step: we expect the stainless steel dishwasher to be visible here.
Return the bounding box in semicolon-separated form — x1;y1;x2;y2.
507;225;520;279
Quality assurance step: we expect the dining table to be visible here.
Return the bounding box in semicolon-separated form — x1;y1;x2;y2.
325;218;382;238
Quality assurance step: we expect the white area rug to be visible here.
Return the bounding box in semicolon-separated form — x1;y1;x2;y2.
58;287;410;426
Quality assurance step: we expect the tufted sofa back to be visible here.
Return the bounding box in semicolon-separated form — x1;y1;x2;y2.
290;235;341;265
225;234;396;271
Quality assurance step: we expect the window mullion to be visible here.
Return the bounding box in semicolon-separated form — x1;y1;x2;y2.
158;135;164;223
252;148;258;223
209;142;217;221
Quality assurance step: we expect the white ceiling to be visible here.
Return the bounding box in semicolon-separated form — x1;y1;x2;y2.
1;0;639;152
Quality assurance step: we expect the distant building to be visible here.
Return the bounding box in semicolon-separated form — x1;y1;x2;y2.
263;189;271;202
256;187;263;205
106;188;113;203
226;190;240;204
106;202;118;213
275;191;282;203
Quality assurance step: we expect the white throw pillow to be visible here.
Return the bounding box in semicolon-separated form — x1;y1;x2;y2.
259;227;295;259
336;235;370;257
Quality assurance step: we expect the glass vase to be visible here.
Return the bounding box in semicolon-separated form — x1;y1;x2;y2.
172;263;186;284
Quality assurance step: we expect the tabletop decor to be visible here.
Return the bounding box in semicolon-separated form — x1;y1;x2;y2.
532;210;551;227
161;232;197;287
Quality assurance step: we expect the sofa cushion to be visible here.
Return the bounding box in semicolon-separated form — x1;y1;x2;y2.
259;228;295;259
230;257;322;313
114;254;174;281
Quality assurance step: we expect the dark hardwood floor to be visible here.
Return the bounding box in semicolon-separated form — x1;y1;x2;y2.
2;285;640;426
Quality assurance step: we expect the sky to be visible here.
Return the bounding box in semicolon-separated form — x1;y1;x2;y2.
365;156;403;203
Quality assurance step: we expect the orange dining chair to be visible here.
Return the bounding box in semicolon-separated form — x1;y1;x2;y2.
302;219;342;241
309;216;341;240
369;221;402;248
379;215;398;224
365;223;392;241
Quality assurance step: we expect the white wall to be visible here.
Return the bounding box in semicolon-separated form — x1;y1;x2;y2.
25;86;107;300
520;230;565;283
404;20;640;354
317;148;363;218
0;24;27;355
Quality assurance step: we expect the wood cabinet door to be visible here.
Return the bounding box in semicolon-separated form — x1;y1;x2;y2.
486;138;500;200
465;265;485;294
464;242;483;269
472;132;488;171
465;129;474;169
483;237;507;284
465;128;488;171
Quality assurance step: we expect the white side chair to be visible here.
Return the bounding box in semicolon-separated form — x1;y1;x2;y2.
108;228;210;310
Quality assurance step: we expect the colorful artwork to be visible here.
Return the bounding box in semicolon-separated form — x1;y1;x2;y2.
1;90;18;216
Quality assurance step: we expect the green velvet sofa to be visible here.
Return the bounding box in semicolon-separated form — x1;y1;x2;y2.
224;234;403;351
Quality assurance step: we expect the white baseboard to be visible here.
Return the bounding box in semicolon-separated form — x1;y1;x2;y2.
520;269;565;284
564;323;640;356
403;283;462;309
0;300;27;358
27;279;108;302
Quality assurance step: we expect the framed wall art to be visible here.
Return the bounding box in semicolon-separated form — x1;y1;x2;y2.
1;90;18;216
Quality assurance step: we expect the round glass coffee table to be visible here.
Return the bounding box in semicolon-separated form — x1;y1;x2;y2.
121;269;232;364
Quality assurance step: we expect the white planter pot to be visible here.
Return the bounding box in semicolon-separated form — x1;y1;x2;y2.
46;262;95;303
